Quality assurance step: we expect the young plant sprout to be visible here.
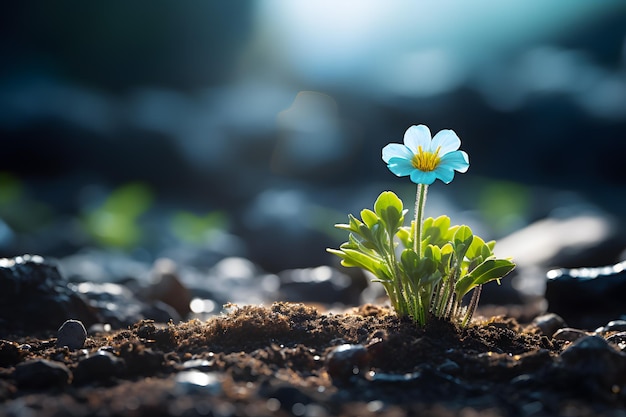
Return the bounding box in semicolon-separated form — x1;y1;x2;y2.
328;125;515;327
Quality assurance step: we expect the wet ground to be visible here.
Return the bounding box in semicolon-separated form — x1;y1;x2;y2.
2;303;626;417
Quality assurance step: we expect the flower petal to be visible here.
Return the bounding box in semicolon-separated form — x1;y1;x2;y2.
431;129;461;155
382;143;414;163
387;157;415;177
434;166;455;184
403;125;432;153
439;150;469;173
410;170;437;185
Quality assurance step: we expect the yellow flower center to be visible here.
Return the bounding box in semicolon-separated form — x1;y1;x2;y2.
411;146;441;172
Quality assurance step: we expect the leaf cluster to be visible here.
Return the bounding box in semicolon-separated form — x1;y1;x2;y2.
328;191;515;326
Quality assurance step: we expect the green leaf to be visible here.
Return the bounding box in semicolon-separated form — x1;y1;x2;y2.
453;225;474;261
420;268;442;286
423;244;441;264
360;209;379;229
464;235;494;272
356;222;377;243
334;214;362;234
345;233;377;253
446;225;460;241
374;191;403;220
327;247;385;275
374;191;405;235
471;258;516;285
440;243;454;269
453;225;473;248
454;276;474;299
422;215;451;247
465;235;488;261
401;247;441;289
84;182;153;248
455;258;516;298
171;211;228;244
417;257;441;285
396;227;412;249
400;248;419;275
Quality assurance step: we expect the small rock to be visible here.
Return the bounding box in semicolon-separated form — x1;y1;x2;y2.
496;210;620;300
73;351;125;384
596;319;626;334
437;359;461;375
510;374;535;388
174;371;222;395
325;344;370;384
56;319;87;350
0;340;22;367
148;258;191;318
545;262;626;329
14;359;72;389
553;328;589;342
530;313;567;338
559;335;626;387
0;255;99;334
365;369;422;383
605;332;626;351
72;281;178;329
182;359;214;371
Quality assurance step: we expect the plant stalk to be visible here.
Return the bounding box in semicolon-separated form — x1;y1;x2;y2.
462;285;482;327
414;184;428;258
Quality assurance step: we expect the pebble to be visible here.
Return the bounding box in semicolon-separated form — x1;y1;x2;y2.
530;313;567;338
72;281;178;329
552;328;589;342
366;370;422;383
437;359;461;375
325;344;370;384
0;255;100;334
545;261;626;329
73;351;125;384
496;211;618;300
0;340;22;367
14;359;72;389
182;359;214;371
174;371;222;395
559;335;626;387
148;258;191;318
56;319;87;350
510;373;535;388
605;332;626;351
595;320;626;334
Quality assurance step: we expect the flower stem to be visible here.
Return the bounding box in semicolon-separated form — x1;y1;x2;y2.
414;184;428;258
462;285;482;327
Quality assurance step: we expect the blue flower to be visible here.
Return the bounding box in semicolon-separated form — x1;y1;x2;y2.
382;125;469;185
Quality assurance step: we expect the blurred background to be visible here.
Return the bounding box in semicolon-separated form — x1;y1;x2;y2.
1;1;626;308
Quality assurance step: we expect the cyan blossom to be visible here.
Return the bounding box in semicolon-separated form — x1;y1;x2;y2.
382;125;469;185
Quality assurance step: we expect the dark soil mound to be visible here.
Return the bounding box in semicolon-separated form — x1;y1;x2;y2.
1;303;625;416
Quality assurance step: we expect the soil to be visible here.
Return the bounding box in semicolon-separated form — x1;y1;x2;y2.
1;302;625;417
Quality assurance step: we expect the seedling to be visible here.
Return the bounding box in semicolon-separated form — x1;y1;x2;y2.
329;125;515;326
